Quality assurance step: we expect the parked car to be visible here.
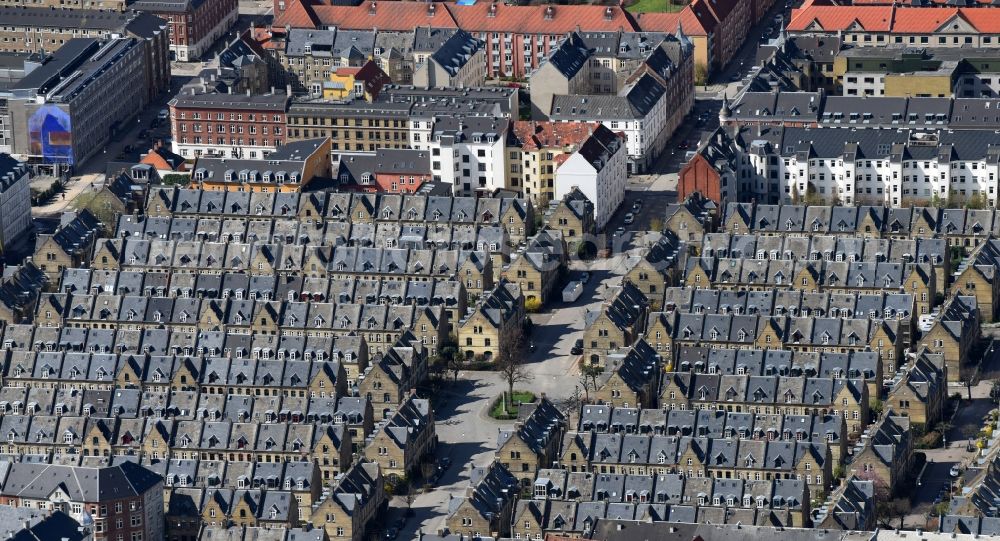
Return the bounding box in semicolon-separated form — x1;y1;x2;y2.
157;109;169;120
384;528;398;540
580;271;591;284
438;457;451;472
623;213;635;225
950;466;961;477
571;339;584;355
614;227;625;236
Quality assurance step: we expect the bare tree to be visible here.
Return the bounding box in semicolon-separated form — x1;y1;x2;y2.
497;325;533;413
579;364;605;402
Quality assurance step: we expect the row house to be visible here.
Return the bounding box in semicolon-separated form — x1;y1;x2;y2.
704;228;949;295
147;186;534;245
592;340;663;409
100;233;504;286
659;372;869;436
357;332;428;417
660;312;900;389
664;192;717;245
62;268;472;319
661;287;916;327
193;525;327;541
0;416;353;477
33;210;103;287
168;486;302;532
496;398;567;487
954;239;1000;323
846;414;914;496
130;0;237;61
688;256;934;315
667;346;881;401
308;461;385;541
445;461;520;538
502;228;567;305
814;476;876;531
52;293;446;356
576;406;847;464
1;326;372;386
559;432;832;491
520;472;808;533
457;279;524;362
542;188;595;249
582;281;650;367
885;352;948;428
917;294;981;382
723;202;1000;247
623;232;685;303
363;394;435;481
0;262;47;324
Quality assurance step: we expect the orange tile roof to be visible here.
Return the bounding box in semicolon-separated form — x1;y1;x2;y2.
309;1;458;31
274;0;321;28
634;8;707;36
957;8;1000;33
787;4;1000;33
512;121;600;151
445;2;639;34
786;4;893;31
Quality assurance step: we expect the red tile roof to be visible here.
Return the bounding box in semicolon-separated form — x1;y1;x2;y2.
634;8;707;35
512;121;600;151
786;4;893;31
305;0;458;31
274;0;321;28
446;2;639;34
787;3;1000;33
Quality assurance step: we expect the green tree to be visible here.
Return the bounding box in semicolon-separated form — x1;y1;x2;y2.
694;63;708;86
966;193;988;210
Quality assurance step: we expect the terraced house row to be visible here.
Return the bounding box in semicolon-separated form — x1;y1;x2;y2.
145;187;534;245
557;429;832;491
516;472;810;534
722;202;1000;246
576;405;848;463
512;470;809;539
32;291;447;354
57;268;471;313
100;224;507;284
658;371;869;436
700;231;948;295
643;311;904;374
684;257;936;314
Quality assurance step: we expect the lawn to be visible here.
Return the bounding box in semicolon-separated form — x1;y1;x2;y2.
489;391;537;419
625;0;687;14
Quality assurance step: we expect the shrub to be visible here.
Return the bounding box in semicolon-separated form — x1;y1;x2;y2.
916;431;942;449
525;298;543;313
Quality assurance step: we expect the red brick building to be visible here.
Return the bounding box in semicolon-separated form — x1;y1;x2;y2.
678;153;723;205
0;462;164;541
337;149;432;193
168;91;290;160
273;0;640;79
131;0;239;61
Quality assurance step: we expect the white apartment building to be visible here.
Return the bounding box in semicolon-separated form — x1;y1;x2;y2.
0;154;31;251
410;115;508;196
554;125;626;230
549;73;668;174
723;126;1000;206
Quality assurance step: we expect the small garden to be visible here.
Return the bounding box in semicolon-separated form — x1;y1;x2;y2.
624;0;687;13
490;390;536;420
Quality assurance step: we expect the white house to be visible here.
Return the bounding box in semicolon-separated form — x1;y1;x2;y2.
554;125;626;230
411;115;509;196
0;154;31;252
549;73;668;174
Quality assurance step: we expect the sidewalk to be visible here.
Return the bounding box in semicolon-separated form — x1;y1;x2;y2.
30;174;101;217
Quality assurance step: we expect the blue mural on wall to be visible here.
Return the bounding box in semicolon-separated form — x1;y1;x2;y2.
28;105;74;165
